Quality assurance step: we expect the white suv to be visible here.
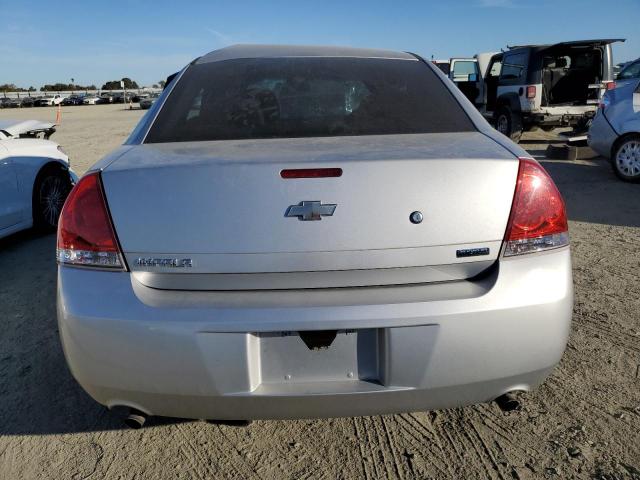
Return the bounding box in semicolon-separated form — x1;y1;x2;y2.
442;39;623;142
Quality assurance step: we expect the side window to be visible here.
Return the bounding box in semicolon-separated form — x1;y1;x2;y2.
500;52;527;82
619;61;640;80
488;60;502;78
452;61;477;76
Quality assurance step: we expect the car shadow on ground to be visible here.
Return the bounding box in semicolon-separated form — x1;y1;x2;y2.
0;229;185;435
0;156;636;436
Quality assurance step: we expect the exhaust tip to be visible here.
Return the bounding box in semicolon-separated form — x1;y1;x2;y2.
124;408;147;429
495;392;522;412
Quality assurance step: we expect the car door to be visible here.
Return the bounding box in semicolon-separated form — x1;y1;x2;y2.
0;145;23;229
449;58;481;105
496;50;529;111
485;56;503;112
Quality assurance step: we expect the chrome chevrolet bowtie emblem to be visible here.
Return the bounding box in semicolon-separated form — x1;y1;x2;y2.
285;201;336;221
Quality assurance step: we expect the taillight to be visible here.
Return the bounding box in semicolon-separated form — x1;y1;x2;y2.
56;171;124;269
598;94;611;111
281;168;343;179
605;81;616;90
526;85;536;99
503;158;569;256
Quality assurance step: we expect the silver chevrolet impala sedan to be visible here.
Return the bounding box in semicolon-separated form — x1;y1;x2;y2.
56;45;573;426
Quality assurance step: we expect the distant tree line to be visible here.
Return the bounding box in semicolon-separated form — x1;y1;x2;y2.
101;77;139;90
1;76;163;92
42;83;97;91
0;83;36;92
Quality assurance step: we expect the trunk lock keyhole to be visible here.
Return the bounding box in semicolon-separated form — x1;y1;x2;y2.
410;211;423;224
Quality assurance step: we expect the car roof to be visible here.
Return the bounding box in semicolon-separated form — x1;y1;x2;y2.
196;44;417;64
621;58;640;68
507;38;625;52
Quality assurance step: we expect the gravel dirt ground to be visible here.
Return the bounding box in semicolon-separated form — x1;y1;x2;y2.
0;104;638;479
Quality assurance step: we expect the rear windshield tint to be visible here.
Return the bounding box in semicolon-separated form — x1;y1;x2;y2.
145;57;475;143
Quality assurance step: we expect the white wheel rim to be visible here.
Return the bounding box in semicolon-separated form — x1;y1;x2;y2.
616;140;640;177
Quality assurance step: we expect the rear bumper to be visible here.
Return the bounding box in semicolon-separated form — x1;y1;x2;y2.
524;111;594;127
57;248;573;420
587;112;618;158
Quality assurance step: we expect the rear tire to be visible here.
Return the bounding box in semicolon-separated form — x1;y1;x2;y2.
611;134;640;183
495;106;523;143
33;168;72;231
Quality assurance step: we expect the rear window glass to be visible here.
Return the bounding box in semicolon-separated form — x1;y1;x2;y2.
145;57;474;143
488;60;502;77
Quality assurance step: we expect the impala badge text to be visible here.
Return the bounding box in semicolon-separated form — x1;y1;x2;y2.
136;258;194;268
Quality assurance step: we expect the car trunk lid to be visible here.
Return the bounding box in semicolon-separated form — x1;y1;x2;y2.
102;132;518;289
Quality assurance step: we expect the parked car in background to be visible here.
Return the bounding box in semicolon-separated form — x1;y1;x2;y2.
35;96;57;106
588;78;640;182
57;45;572;427
36;94;66;106
139;92;160;109
97;93;114;104
445;57;482;109
439;39;624;142
1;97;22;108
132;92;150;103
0;120;76;238
112;92;134;103
62;95;85;106
615;58;640;88
20;97;36;108
82;95;100;105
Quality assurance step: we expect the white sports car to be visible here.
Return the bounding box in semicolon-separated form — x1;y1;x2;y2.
0;120;77;239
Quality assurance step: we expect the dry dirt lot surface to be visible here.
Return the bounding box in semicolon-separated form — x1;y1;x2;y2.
0;104;639;479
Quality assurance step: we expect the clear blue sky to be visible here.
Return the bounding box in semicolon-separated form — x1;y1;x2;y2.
2;0;638;88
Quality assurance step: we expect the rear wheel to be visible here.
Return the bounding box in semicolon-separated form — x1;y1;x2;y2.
33;168;72;230
495;106;523;143
612;134;640;183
